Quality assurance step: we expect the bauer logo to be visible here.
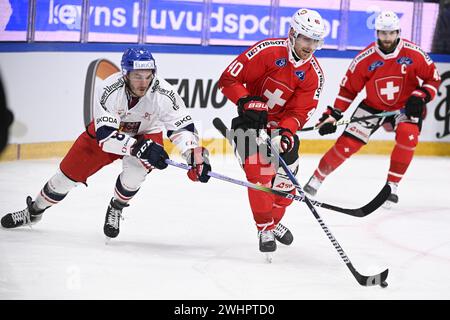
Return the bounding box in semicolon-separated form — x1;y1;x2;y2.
133;60;155;69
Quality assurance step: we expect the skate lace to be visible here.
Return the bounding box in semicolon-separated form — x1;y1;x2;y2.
107;208;123;229
259;230;275;243
273;224;287;238
11;208;31;226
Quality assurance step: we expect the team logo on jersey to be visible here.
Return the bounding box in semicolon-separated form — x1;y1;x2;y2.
261;77;293;112
275;58;287;67
119;121;140;135
397;57;413;65
295;71;305;81
375;76;403;106
368;60;384;71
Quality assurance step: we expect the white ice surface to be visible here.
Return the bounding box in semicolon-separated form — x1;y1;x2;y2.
0;154;449;299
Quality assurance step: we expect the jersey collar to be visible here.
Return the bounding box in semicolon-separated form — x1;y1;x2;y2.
375;38;404;60
286;39;312;68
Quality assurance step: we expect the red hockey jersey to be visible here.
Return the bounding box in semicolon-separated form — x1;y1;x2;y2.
219;38;325;134
334;38;440;112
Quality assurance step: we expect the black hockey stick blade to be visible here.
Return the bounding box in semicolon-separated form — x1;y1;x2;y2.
213;117;228;137
349;264;389;287
318;184;391;217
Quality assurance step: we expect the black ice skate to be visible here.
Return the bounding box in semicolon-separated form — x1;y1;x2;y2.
304;174;322;197
103;198;128;239
258;229;276;263
258;229;277;252
1;196;44;228
382;182;399;209
273;223;294;245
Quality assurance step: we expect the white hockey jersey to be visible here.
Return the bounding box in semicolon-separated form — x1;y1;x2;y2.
93;72;199;156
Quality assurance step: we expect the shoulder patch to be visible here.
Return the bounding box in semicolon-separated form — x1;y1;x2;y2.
295;70;305;80
368;60;384;71
349;47;375;73
275;58;287;67
396;56;413;65
245;39;286;60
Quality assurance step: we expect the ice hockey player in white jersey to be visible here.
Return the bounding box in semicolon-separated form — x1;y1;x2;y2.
1;47;212;239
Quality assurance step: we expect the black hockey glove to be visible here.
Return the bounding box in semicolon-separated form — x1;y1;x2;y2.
185;147;211;183
317;106;343;136
405;89;429;119
237;95;268;129
131;138;169;170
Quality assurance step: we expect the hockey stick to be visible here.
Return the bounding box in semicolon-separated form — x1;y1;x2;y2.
212;119;390;217
165;159;384;218
300;110;398;132
213;118;389;287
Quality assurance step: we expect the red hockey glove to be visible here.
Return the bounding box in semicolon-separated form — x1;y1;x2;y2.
237;95;268;129
186;147;211;183
317;106;343;136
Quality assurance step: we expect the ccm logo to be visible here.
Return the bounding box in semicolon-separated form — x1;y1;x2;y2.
175;115;192;127
96;116;118;125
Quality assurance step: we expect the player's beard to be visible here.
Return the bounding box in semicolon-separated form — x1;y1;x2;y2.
378;38;399;53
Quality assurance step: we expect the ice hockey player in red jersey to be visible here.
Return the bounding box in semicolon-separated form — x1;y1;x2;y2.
1;47;212;239
219;8;326;255
303;11;441;208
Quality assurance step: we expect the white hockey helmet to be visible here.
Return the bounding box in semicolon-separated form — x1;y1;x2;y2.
375;11;401;32
290;8;326;48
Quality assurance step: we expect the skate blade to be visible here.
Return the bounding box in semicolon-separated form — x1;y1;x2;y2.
105;236;112;245
264;253;273;263
382;201;393;209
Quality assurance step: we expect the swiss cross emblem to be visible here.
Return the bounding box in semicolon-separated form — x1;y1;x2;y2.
260;77;294;113
375;76;403;106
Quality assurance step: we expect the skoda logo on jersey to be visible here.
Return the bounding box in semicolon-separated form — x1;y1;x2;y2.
368;60;384;71
275;58;287;67
295;71;305;81
397;57;413;65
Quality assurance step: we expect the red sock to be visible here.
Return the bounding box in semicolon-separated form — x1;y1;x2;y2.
315;135;364;180
272;189;296;225
388;123;419;183
244;153;276;230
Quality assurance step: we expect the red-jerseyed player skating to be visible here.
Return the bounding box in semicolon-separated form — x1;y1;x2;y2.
304;11;441;208
219;8;326;256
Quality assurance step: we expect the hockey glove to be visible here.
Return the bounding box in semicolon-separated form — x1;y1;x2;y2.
237;95;268;129
405;89;429;119
131;138;169;170
271;128;295;153
317;106;343;136
185;147;211;183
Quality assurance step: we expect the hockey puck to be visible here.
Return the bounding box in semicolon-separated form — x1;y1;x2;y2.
380;281;388;288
